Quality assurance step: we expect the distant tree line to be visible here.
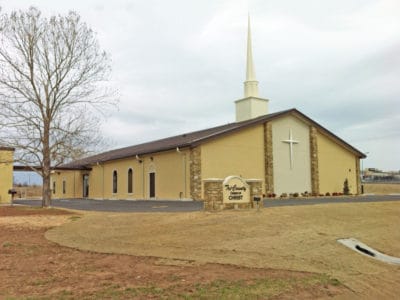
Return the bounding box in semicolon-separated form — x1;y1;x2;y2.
14;182;41;188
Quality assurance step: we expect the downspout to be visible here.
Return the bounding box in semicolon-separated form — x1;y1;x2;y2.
73;171;76;198
96;162;104;199
176;147;187;199
136;155;144;199
100;162;104;199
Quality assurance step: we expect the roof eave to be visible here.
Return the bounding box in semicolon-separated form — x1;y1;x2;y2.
0;146;15;151
190;109;295;147
85;144;193;166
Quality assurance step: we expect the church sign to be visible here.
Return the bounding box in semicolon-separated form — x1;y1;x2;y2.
223;176;250;203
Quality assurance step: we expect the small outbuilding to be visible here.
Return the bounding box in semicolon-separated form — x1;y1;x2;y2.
0;147;15;204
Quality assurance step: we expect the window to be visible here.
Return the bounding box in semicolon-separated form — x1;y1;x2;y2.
83;175;89;198
52;181;56;194
128;168;133;194
62;180;66;194
113;170;118;194
149;172;155;198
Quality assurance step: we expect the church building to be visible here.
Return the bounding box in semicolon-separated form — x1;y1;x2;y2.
51;18;365;201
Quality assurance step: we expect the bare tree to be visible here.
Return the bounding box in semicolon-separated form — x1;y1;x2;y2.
0;7;117;207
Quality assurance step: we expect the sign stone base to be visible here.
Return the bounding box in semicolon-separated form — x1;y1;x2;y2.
203;177;263;211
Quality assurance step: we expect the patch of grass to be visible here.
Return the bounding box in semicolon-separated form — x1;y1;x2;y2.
303;274;341;287
23;244;41;255
90;285;126;299
137;285;165;296
68;216;81;221
167;274;182;282
2;241;13;248
182;274;341;299
23;273;341;299
186;278;290;299
30;277;57;287
58;290;73;298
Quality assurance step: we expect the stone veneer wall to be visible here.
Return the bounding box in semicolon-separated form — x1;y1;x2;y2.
309;126;320;195
203;180;223;211
203;179;263;211
263;122;274;194
189;147;202;200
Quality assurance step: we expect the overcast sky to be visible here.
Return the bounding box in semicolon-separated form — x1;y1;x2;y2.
2;0;399;172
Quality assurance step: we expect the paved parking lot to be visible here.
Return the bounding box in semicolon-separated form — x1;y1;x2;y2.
13;195;400;212
13;199;203;212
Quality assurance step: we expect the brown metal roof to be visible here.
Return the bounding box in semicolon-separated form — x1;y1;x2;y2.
13;165;92;171
0;146;15;151
59;109;366;170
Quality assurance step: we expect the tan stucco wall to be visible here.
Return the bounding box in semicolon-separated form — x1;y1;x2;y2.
271;115;311;195
50;114;362;200
89;158;140;199
53;148;190;200
317;132;359;194
201;125;265;197
95;150;189;200
0;149;14;203
51;170;84;199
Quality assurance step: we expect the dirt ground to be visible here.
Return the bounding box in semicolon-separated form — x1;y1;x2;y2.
0;206;346;299
47;201;400;299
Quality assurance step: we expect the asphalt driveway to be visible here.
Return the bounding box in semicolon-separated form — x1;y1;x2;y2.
13;194;400;212
13;199;203;212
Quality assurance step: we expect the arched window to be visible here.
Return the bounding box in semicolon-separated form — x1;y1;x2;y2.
62;180;66;194
128;168;133;194
113;170;118;194
52;181;56;194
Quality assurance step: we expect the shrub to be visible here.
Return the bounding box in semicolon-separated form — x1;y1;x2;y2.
325;192;331;196
343;178;350;195
293;192;299;197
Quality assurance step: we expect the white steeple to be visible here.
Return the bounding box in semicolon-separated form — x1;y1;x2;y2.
244;15;259;97
235;15;269;122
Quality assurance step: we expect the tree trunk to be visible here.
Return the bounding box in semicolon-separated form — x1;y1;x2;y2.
42;122;51;207
42;168;51;207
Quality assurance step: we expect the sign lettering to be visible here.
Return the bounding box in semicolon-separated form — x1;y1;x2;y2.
222;176;250;203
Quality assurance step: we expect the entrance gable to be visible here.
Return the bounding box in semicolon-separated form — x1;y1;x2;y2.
271;115;311;195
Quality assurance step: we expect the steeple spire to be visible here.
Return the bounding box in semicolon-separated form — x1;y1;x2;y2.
244;14;259;97
235;15;269;122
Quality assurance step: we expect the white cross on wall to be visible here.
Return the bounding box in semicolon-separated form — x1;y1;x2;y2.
282;129;299;169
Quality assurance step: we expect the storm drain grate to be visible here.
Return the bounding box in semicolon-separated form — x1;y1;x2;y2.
337;238;400;265
355;244;375;257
